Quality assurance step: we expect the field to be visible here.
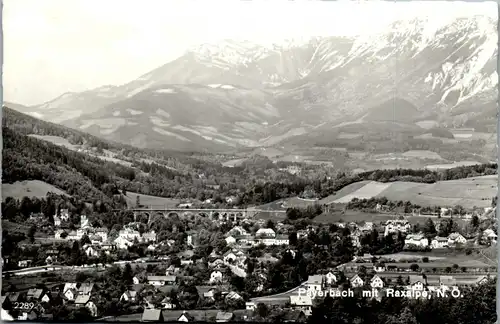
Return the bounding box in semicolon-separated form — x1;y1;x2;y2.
27;134;134;167
28;134;80;150
2;180;69;200
313;210;434;224
253;211;288;221
319;175;496;208
222;158;247;167
319;181;372;204
124;191;180;208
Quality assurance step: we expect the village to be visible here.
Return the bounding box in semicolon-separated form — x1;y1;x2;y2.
2;200;497;322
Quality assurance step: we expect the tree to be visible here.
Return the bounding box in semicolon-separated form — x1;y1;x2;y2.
255;303;269;318
28;225;36;243
386;306;418;324
422;218;437;236
471;215;480;229
123;263;133;285
136;195;141;208
410;264;420;272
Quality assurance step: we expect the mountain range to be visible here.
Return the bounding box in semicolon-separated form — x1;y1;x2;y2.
7;15;498;155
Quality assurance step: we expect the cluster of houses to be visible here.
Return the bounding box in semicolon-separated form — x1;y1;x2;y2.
53;214;158;257
245;270;492;314
404;230;497;249
345;218;497;249
224;227;289;247
2;283;98;320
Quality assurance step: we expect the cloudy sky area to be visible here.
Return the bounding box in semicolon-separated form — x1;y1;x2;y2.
3;0;497;106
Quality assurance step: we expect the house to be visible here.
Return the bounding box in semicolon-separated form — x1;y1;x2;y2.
373;263;385;272
75;295;98;317
78;283;95;295
60;209;70;221
431;237;449;249
274;235;290;245
63;283;78;301
359;222;373;232
307;275;323;292
142;309;164;322
27;289;44;301
225;236;237;245
54;215;62;226
350;274;364;288
245;301;256;311
225;291;243;301
160;297;175;309
448;232;467;245
404;234;429;247
114;236;134;249
54;229;66;240
440;208;451;217
94;228;109;242
17;310;38;321
223;251;237;263
483;229;498;243
289;295;312;316
209;271;223;284
142;231;157;243
133;275;144;285
370;275;384;289
18;260;32;268
120;290;137;302
147;276;176;286
101;243;117;254
118;228;141;241
296;230;308;239
216;311;234;322
84;245;100;258
475;276;489;285
89;235;103;244
256;228;276;237
384;220;411;236
209;259;225;269
409;275;426;291
178;311;195;322
325;272;337;286
230;226;249;236
75;294;91;305
40;293;51;303
5;292;21;303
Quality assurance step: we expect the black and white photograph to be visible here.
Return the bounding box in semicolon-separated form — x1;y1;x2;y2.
1;0;498;323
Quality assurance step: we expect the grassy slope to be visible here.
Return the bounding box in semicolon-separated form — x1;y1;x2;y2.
319;175;497;208
124;191;180;208
2;180;69;201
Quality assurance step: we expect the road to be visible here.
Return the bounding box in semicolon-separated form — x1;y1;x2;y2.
2;259;159;277
251;281;308;303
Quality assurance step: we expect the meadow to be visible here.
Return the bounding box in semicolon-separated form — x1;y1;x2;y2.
124;191;180;208
2;180;69;200
319;175;496;208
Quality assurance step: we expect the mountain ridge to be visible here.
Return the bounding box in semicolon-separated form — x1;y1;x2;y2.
7;15;498;154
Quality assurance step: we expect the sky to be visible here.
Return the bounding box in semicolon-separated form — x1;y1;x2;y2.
3;0;497;106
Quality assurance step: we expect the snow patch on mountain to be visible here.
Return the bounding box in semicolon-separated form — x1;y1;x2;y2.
150;116;170;127
154;88;177;94
126;81;155;98
126;108;143;115
156;109;171;118
153;127;191;141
